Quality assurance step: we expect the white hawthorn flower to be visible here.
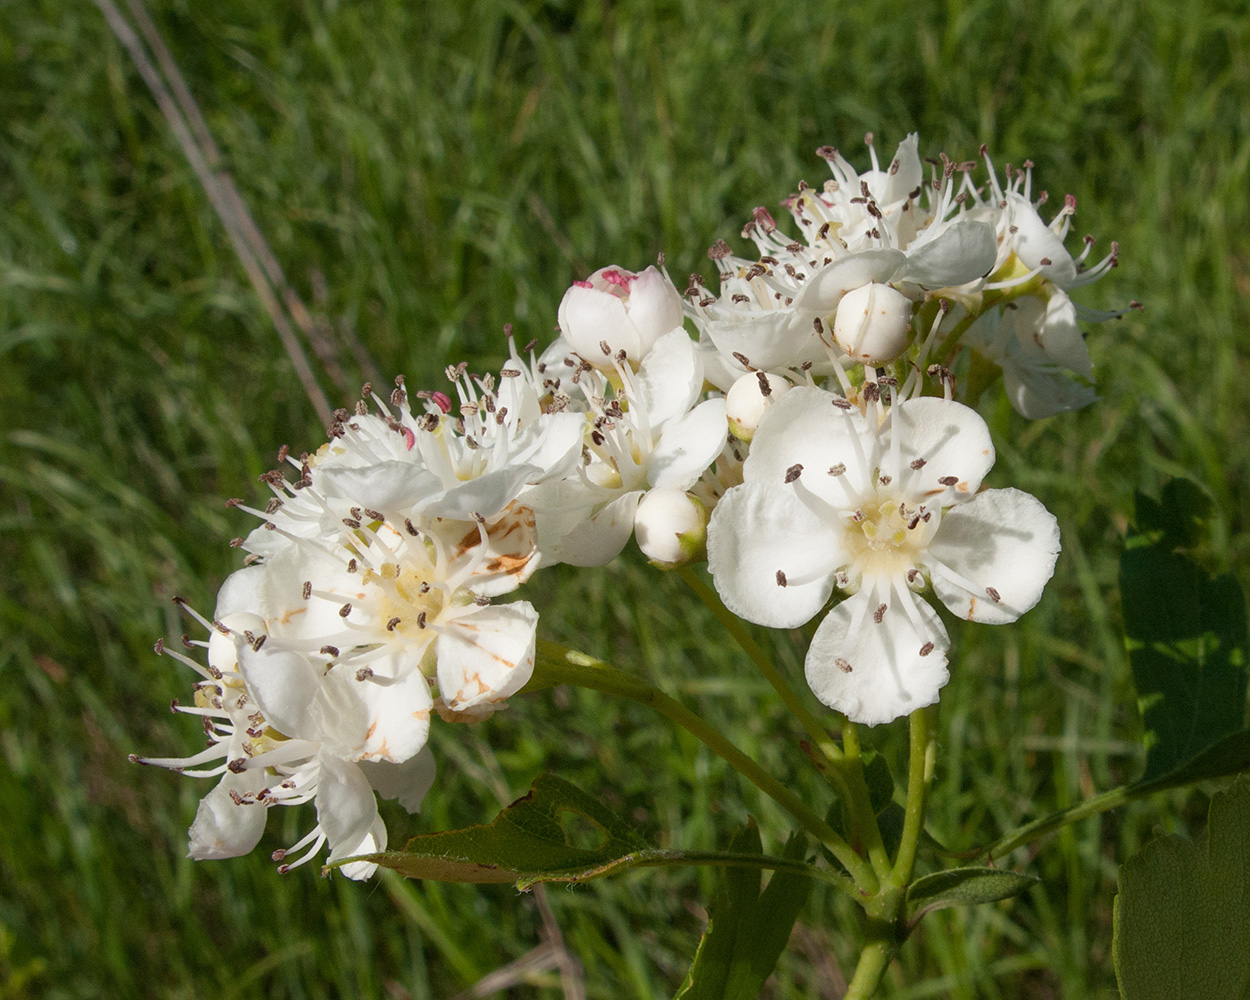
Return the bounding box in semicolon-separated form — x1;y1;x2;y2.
133;607;437;879
558;264;686;368
223;511;541;718
707;387;1060;725
688;136;999;379
532;327;728;566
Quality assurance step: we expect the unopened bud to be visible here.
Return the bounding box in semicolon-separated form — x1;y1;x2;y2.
634;488;708;567
557;265;685;369
833;282;913;365
726;371;792;442
207;612;267;675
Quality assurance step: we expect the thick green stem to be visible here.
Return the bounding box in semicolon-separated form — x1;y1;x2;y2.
532;640;880;896
842;919;898;1000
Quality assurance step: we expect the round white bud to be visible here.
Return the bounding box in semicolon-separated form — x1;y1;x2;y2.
557;265;685;369
832;282;913;365
207;612;268;675
725;371;792;442
634;488;709;567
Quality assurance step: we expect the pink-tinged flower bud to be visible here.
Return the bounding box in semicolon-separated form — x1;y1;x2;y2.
726;371;792;442
557;265;685;368
832;282;913;365
634;488;708;567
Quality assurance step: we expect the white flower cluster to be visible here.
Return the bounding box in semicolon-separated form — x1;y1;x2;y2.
140;134;1118;873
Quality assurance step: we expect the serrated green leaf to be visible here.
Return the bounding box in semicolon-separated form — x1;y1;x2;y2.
366;775;834;892
1114;776;1250;1000
1120;482;1249;783
368;774;648;886
674;823;813;1000
1132;728;1250;794
906;867;1038;917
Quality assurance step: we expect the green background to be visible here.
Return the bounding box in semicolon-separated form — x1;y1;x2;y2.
1;0;1247;996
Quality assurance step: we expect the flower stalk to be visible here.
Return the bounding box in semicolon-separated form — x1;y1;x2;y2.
531;639;880;897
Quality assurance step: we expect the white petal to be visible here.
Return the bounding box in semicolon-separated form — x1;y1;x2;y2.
891;398;994;503
360;746;437;814
436;601;539;712
187;770;269;860
315;462;443;514
901;217;998;288
511;411;590;480
214;565;266;621
559;282;641;362
636;327;703;431
648;397;728;490
425;465;535;520
317;658;433;764
546;490;642;567
883;134;923;205
744;386;876;503
237;644;322;739
1002;362;1098;419
699;310;824;373
791;249;905;316
926;487;1060;624
1007;194;1078;287
317;754;380;871
1036;292;1094;378
805;586;950;726
336;815;387;881
624;266;686;352
706;482;842;629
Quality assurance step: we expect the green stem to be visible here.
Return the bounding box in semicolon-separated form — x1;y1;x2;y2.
532;640;880;896
842;919;897;1000
890;704;938;888
677;568;890;884
983;783;1133;860
842;704;939;999
677;567;844;765
839;719;893;882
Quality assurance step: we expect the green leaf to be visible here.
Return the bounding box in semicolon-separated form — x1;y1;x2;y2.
367;775;834;891
1113;775;1250;1000
1132;728;1250;794
675;822;813;1000
906;867;1039;918
1120;483;1249;783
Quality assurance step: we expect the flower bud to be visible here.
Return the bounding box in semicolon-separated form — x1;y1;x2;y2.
725;371;792;442
557;265;684;368
634;488;708;567
832;282;913;365
208;612;267;674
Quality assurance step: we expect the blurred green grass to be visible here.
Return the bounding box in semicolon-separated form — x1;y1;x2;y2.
1;0;1247;996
